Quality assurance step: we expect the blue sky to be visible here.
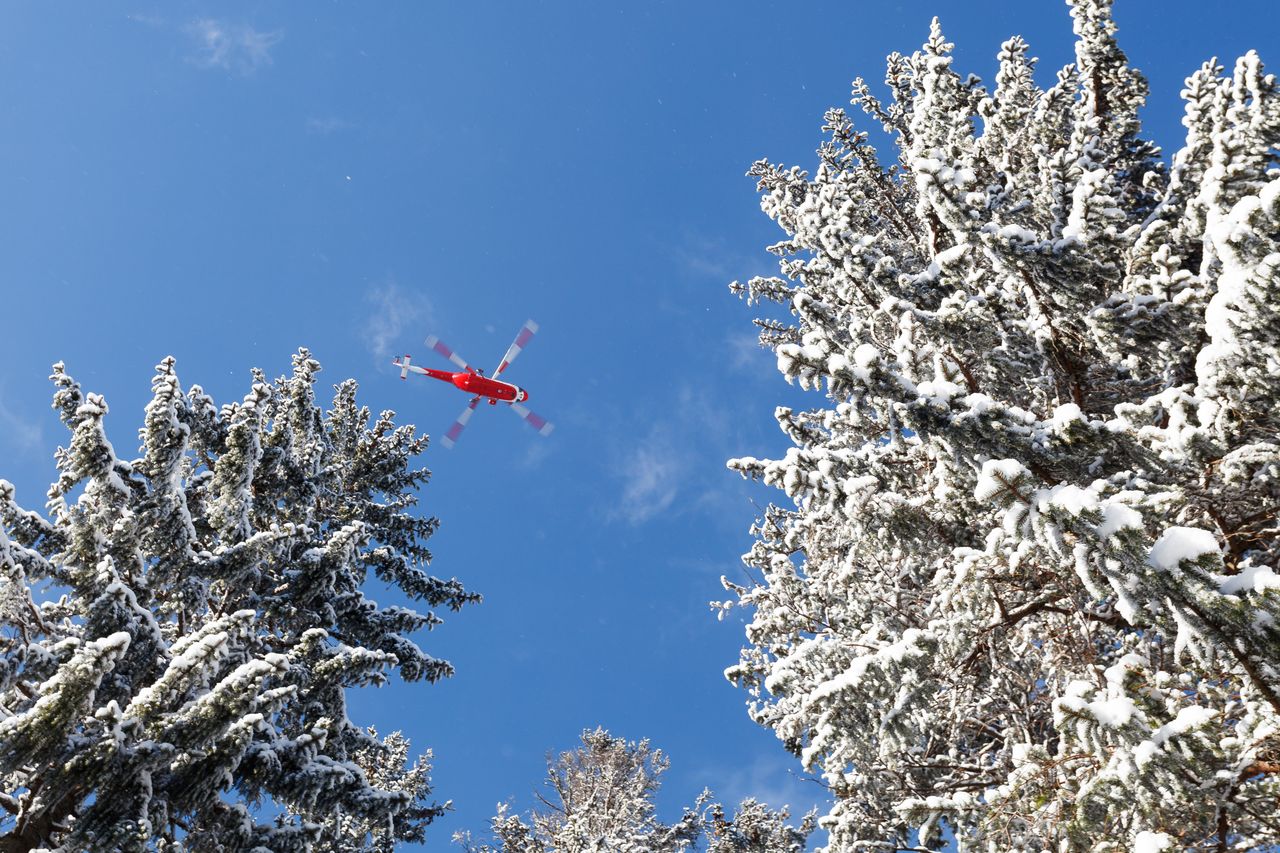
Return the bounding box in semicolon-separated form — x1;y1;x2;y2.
0;1;1273;847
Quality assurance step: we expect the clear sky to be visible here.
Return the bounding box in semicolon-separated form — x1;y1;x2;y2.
0;1;1273;847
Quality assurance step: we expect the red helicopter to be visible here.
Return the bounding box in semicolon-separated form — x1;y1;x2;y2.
393;320;554;449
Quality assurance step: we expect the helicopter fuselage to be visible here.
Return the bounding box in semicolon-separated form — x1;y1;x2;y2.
417;367;529;403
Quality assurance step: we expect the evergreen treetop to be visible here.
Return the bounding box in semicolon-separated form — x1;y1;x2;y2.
725;0;1280;849
1;351;475;852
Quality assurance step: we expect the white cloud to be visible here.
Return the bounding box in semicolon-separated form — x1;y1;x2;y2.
605;382;765;528
678;245;732;281
726;330;772;371
361;280;434;363
520;438;553;470
699;751;827;820
674;231;774;284
0;394;43;453
305;116;353;135
611;429;683;525
125;12;165;28
186;19;282;75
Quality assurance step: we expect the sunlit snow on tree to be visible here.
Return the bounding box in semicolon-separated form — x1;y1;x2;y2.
722;0;1280;849
0;350;477;852
456;727;815;853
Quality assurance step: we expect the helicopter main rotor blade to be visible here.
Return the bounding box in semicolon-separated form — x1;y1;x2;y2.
509;401;554;437
440;398;481;449
493;319;538;379
424;334;475;373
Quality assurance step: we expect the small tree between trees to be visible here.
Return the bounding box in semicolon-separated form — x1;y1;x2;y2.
723;0;1280;850
456;728;815;853
0;351;476;852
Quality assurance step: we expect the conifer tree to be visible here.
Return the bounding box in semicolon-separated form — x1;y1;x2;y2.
722;0;1280;849
456;728;814;853
459;728;705;853
704;798;815;853
0;351;476;852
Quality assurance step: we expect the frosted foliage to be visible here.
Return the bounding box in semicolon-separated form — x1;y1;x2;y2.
458;728;705;853
317;727;441;851
704;798;817;853
723;1;1280;850
0;351;475;852
456;728;814;853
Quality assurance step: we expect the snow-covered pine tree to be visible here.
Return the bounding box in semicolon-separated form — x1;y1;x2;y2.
704;798;816;853
457;728;705;853
317;727;439;851
455;728;814;853
0;351;476;852
721;0;1280;850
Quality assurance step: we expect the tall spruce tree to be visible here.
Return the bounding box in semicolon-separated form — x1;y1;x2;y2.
0;351;476;852
722;0;1280;849
455;728;814;853
458;728;705;853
